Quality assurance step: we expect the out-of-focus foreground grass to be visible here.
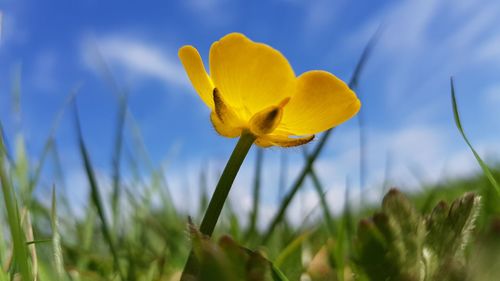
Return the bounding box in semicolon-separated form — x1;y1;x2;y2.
1;60;500;281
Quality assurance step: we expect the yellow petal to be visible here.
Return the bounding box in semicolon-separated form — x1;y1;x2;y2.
179;45;214;109
279;71;360;135
210;112;242;138
255;134;315;148
209;33;296;119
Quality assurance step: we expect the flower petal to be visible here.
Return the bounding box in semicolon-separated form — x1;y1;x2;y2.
279;71;360;135
209;33;296;120
179;45;214;109
210;112;242;138
255;134;315;148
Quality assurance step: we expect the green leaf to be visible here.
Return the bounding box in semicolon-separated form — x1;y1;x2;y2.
450;77;500;196
424;193;481;280
354;189;425;281
189;227;276;281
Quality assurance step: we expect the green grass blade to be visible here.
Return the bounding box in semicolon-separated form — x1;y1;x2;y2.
111;93;128;229
74;104;125;280
274;232;311;281
93;46;175;204
271;263;290;281
77;196;97;270
278;151;287;203
51;186;65;279
0;129;31;279
247;148;263;240
13;136;30;205
198;168;209;219
0;202;6;264
0;121;12;163
262;132;332;244
355;27;381;202
29;87;79;196
303;147;336;235
450;77;500;196
274;231;311;268
50;142;76;219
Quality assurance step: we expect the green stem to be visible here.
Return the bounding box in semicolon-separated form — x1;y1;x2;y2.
181;131;255;280
199;131;256;235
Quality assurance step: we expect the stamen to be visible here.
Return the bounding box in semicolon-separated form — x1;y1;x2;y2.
249;105;284;136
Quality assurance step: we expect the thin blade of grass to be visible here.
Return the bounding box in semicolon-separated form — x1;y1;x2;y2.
13;136;30;205
450;77;500;196
51;185;64;279
342;179;355;247
29;86;80;196
77;195;97;270
333;182;353;281
278;151;287;203
274;232;311;281
0;199;6;264
111;93;128;229
74;103;125;280
271;264;290;281
355;27;381;204
50;142;76;219
92;42;174;204
274;231;311;268
0;130;31;279
262;131;331;244
303;148;335;235
247;148;263;240
333;215;346;281
198;168;209;219
22;210;38;280
0;121;12;163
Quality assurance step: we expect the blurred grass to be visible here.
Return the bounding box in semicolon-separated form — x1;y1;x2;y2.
0;92;499;281
0;42;499;281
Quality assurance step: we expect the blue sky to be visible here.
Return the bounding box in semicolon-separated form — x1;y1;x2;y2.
1;0;500;224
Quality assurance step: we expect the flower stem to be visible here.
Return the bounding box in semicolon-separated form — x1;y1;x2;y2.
181;131;256;280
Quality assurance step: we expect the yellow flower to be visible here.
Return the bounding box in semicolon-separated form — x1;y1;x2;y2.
178;33;360;147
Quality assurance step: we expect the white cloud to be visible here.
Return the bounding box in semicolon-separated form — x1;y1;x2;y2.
379;0;440;51
343;0;500;111
302;0;341;34
182;0;234;26
81;35;189;89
